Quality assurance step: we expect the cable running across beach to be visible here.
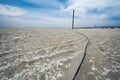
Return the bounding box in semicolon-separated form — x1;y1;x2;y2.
72;30;90;80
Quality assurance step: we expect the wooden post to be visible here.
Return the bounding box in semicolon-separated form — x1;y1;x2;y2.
72;9;75;29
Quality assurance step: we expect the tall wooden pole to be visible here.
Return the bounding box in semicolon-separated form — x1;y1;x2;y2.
72;9;75;29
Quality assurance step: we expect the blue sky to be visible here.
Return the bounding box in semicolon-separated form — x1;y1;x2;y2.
0;0;120;28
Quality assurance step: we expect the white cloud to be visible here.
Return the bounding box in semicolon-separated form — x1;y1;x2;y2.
0;0;120;28
63;0;119;11
1;14;119;28
0;4;26;16
0;16;71;28
62;0;120;18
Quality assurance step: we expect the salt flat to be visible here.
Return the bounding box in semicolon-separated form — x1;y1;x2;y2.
0;28;120;80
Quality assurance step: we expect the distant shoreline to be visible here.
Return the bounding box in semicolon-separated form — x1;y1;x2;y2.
74;27;120;29
0;27;120;29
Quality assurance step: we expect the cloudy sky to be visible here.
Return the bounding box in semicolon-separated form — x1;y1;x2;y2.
0;0;120;28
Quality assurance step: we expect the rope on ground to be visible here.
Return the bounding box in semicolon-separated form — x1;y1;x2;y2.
72;30;89;80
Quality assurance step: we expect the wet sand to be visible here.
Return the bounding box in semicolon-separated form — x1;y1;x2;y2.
0;28;120;80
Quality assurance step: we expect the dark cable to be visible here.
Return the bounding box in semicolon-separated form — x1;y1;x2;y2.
72;31;89;80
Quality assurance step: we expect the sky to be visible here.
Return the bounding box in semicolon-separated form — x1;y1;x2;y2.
0;0;120;28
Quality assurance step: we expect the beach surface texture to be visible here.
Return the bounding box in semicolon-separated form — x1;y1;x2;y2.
0;28;120;80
